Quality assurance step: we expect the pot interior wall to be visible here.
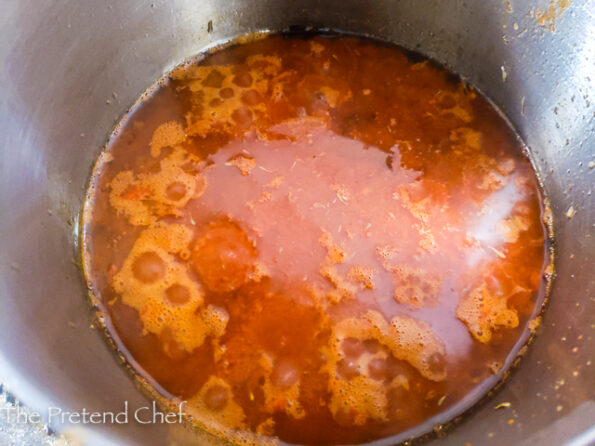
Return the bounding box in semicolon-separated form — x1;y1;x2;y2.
0;0;593;445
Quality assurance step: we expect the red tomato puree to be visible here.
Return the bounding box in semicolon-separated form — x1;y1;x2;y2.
82;35;550;445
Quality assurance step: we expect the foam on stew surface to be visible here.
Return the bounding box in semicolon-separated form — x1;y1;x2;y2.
82;35;549;445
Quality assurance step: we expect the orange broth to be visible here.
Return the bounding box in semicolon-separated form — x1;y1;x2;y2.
82;35;550;445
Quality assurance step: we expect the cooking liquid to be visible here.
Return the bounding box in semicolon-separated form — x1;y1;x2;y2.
82;35;550;445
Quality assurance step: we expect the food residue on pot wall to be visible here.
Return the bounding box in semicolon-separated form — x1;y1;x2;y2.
532;0;571;31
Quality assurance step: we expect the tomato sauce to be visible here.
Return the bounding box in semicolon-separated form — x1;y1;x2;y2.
82;35;550;445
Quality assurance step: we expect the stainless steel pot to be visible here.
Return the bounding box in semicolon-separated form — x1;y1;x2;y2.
0;1;593;445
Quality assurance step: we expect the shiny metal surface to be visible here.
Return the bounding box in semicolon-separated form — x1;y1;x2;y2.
0;0;593;445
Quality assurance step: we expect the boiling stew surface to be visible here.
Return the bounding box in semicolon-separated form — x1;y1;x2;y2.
83;35;549;445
